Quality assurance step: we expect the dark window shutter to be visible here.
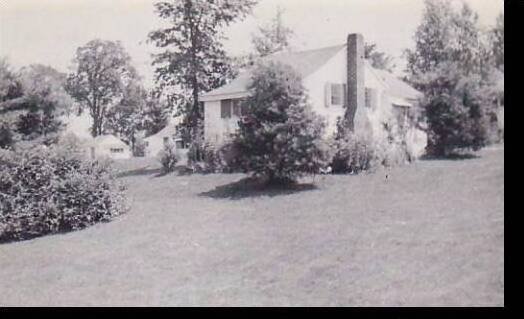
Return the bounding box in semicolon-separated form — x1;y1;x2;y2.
221;99;232;118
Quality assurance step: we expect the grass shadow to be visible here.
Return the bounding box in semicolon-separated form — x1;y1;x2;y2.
116;167;162;178
420;153;480;161
199;176;318;200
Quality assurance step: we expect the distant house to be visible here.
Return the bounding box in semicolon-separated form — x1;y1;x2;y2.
87;135;131;160
200;33;427;158
143;122;189;164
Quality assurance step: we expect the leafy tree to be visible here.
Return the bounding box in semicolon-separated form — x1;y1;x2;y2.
15;64;72;142
0;58;24;104
491;12;504;71
143;93;171;137
148;0;257;143
406;0;456;77
104;80;147;151
420;62;489;156
405;0;496;156
365;42;395;72
231;61;328;183
65;39;137;137
251;6;294;57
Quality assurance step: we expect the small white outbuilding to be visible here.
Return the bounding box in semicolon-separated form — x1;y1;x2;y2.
87;135;131;160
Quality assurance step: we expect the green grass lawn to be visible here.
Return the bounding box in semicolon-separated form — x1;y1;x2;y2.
0;145;504;306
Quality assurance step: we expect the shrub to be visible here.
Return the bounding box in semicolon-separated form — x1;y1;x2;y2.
413;62;490;157
329;119;410;174
187;141;242;174
231;61;329;183
0;120;14;149
0;144;126;242
158;140;178;173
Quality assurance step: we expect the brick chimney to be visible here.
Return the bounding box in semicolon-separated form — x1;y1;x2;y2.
346;33;365;131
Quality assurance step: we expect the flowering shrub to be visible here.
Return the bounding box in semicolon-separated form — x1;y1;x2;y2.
0;144;127;242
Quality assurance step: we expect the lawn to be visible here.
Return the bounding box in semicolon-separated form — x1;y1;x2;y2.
0;146;504;306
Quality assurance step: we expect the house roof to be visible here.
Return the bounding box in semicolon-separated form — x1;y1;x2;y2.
146;125;177;141
201;44;346;100
201;43;422;103
92;135;128;147
365;64;422;101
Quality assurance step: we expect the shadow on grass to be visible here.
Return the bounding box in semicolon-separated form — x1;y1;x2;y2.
199;176;318;200
117;165;194;178
420;153;480;161
116;167;162;178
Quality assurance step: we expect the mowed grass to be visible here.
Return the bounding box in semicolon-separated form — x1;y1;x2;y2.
0;146;504;306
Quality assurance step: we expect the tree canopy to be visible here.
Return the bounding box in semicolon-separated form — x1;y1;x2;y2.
65;39;137;137
251;6;294;57
148;0;257;143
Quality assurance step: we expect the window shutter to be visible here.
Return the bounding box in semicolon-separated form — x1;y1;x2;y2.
343;84;348;107
325;82;332;107
221;99;232;118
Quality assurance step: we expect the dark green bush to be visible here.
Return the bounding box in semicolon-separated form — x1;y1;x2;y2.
158;140;179;173
188;141;242;174
0;144;127;242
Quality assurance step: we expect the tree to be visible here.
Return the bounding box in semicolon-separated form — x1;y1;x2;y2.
231;61;328;183
142;93;171;137
251;6;294;57
491;12;504;71
0;58;23;103
15;64;72;142
148;0;257;143
405;0;494;156
65;39;137;137
104;80;147;151
406;0;456;78
421;62;489;156
365;42;395;72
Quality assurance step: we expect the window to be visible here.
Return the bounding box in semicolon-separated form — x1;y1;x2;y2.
163;136;169;144
232;99;242;117
222;99;245;118
331;84;344;105
110;148;124;153
393;104;409;131
175;140;185;149
221;99;232;118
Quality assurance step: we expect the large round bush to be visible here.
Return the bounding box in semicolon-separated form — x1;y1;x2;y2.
0;144;127;242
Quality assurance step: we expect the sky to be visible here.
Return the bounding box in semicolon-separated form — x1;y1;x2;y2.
1;0;504;88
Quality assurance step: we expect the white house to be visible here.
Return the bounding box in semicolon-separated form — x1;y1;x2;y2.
143;121;190;164
200;33;427;158
86;135;131;160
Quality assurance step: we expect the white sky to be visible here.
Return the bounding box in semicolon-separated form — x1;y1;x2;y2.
0;0;503;87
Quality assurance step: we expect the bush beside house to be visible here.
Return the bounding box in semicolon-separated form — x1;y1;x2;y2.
229;61;330;184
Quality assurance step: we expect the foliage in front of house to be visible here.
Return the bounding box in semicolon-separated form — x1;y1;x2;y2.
229;61;329;183
329;117;412;174
158;140;179;173
406;0;504;157
0;141;127;242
